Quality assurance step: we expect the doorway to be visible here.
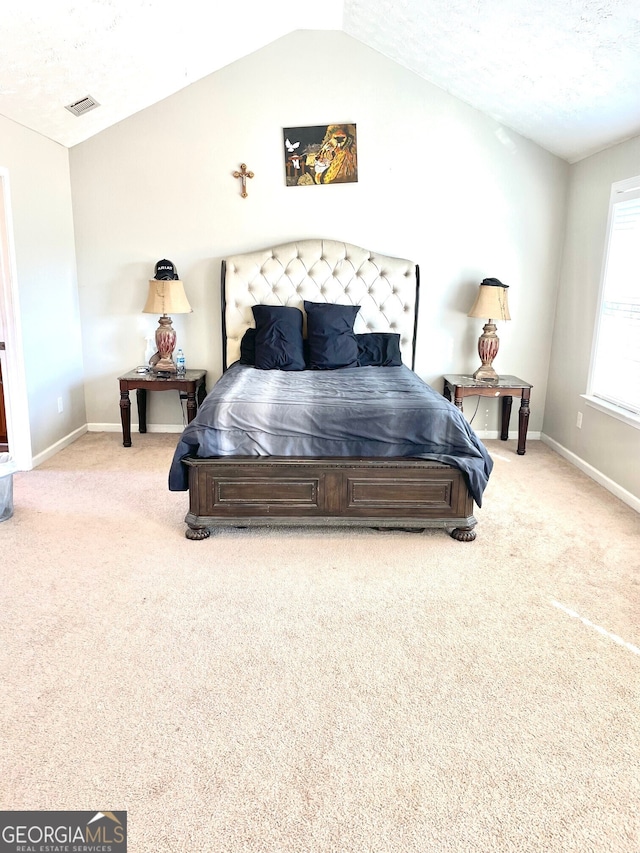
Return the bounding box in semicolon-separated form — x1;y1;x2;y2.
0;352;7;452
0;169;32;469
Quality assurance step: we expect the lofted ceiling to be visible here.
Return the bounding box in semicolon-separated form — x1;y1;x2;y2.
2;0;640;162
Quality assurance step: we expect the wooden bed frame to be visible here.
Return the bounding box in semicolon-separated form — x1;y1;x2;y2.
182;239;478;542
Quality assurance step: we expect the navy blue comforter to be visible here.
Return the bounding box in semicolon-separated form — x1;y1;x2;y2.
168;363;493;505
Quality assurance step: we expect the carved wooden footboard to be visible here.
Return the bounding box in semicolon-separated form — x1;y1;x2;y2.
183;456;477;541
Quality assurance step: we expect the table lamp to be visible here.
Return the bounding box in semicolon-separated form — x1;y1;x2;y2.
468;277;511;381
143;259;192;374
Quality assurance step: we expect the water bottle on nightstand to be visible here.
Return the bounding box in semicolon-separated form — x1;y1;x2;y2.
175;348;186;375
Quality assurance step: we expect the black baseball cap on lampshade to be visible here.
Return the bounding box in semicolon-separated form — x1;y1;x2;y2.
154;259;179;280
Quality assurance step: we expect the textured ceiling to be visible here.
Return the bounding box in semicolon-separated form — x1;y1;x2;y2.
344;0;640;162
1;0;639;162
0;0;343;149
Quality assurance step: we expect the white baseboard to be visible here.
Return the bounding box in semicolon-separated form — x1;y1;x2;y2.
474;429;541;441
88;425;540;441
541;433;640;514
31;424;88;469
84;426;544;444
88;423;185;434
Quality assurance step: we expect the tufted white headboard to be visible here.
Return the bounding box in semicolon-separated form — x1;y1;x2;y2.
221;238;420;370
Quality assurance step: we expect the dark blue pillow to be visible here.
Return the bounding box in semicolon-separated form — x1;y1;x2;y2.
252;305;305;371
356;333;402;367
239;327;256;364
304;301;360;369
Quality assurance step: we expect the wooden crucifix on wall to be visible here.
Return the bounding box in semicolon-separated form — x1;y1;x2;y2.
233;163;254;198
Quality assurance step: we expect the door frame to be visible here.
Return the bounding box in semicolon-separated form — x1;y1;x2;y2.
0;169;32;470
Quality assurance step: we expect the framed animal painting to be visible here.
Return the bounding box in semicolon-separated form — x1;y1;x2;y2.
283;124;358;187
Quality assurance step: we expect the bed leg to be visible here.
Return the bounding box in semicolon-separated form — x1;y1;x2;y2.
450;525;476;542
185;524;210;540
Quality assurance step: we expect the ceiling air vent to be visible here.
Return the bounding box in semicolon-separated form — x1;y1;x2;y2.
64;95;100;117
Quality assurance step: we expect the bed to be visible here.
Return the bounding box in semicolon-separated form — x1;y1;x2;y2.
168;239;493;541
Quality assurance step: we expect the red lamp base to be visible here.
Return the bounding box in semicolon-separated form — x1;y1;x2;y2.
151;314;177;373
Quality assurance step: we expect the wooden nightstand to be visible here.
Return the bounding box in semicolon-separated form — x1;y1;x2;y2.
443;374;532;455
118;368;207;447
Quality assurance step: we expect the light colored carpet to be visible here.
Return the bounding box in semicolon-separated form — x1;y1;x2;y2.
1;433;639;852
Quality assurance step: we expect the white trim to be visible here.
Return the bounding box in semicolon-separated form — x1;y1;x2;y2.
586;174;640;414
88;424;541;442
31;425;88;469
581;394;640;429
473;429;541;442
88;423;185;434
0;170;32;470
541;433;640;514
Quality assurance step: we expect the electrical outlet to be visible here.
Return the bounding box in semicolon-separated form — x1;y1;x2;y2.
576;411;583;428
57;397;64;414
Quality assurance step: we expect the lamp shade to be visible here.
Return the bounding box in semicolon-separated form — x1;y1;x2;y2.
143;279;192;315
468;278;511;321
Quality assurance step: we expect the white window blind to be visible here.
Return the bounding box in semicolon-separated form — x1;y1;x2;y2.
589;177;640;416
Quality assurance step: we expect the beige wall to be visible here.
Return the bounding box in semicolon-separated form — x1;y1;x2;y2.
543;135;640;501
0;114;85;463
70;30;568;434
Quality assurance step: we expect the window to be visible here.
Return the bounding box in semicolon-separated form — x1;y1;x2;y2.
587;176;640;422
